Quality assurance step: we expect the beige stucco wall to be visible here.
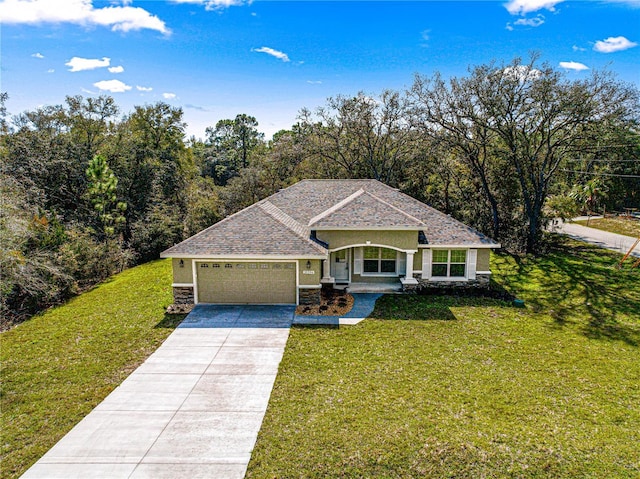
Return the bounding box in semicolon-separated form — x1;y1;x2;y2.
413;249;422;272
298;259;321;285
317;230;418;251
477;249;491;271
172;258;194;284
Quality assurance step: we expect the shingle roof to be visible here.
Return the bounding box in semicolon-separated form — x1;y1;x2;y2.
161;202;326;257
309;189;425;229
161;179;499;258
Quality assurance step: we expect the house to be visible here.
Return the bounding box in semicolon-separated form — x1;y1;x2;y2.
160;179;500;306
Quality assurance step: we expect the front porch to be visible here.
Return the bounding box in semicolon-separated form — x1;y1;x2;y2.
342;281;402;293
321;245;418;293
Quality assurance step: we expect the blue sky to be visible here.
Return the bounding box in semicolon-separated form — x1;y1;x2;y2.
1;0;639;139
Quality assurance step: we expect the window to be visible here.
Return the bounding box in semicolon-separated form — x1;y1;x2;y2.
363;247;397;274
431;250;466;278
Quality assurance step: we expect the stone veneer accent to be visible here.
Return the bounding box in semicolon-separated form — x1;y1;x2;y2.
299;288;321;305
173;286;194;304
403;273;491;293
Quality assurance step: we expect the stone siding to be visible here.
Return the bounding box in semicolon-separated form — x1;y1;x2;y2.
413;273;490;292
173;286;194;304
299;288;321;305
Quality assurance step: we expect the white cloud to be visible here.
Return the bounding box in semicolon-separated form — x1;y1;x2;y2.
31;52;44;58
163;92;176;99
47;69;55;73
593;36;638;53
66;56;110;72
93;79;132;93
421;30;430;41
504;0;564;15
514;15;545;27
170;0;249;10
0;0;169;34
136;85;153;91
572;45;586;51
307;80;322;85
559;61;589;71
108;65;124;73
253;46;290;62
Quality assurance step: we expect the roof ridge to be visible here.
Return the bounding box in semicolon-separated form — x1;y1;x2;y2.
259;201;308;237
259;201;326;253
308;188;365;226
363;190;426;226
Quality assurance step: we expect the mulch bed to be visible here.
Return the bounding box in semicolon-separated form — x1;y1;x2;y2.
296;289;354;316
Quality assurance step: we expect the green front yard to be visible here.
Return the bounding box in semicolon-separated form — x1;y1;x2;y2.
2;237;639;478
0;260;185;479
247;236;640;478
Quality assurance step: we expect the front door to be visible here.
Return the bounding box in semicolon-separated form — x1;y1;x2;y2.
333;249;349;283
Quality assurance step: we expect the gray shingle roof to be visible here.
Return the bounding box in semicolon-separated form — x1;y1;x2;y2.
309;189;425;229
161;179;499;258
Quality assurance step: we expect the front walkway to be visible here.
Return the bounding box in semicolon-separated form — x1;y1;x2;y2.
293;293;382;326
555;220;640;258
21;305;294;479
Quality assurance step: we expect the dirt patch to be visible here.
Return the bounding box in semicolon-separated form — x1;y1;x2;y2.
296;289;354;316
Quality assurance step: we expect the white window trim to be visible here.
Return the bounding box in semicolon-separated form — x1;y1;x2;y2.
361;246;400;277
426;249;470;281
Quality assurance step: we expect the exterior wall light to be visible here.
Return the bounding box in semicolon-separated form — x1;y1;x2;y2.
306;260;312;269
179;259;184;268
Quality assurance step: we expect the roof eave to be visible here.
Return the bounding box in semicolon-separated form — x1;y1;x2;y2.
159;253;328;259
417;243;502;248
312;226;424;231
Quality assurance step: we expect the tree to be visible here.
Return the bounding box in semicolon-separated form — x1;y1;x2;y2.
298;91;416;186
409;76;506;241
410;55;640;253
570;178;608;224
0;175;71;322
204;114;264;185
85;154;126;237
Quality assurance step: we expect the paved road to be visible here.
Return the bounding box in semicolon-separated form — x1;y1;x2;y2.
21;305;294;479
554;221;640;259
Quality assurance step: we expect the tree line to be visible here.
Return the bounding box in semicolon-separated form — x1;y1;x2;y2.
1;56;639;325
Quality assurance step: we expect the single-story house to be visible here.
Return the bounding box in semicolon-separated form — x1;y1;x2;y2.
160;179;500;305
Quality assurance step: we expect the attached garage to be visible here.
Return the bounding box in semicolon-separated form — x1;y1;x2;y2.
195;261;297;304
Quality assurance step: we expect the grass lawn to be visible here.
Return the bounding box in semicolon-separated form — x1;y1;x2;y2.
574;216;640;238
0;260;184;479
247;236;640;478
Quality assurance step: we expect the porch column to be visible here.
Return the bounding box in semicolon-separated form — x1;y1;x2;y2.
401;250;418;287
405;251;414;279
321;258;335;285
322;259;331;280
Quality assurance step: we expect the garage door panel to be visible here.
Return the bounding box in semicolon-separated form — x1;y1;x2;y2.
197;262;296;304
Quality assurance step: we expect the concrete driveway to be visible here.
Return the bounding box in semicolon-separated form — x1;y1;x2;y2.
21;305;295;479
